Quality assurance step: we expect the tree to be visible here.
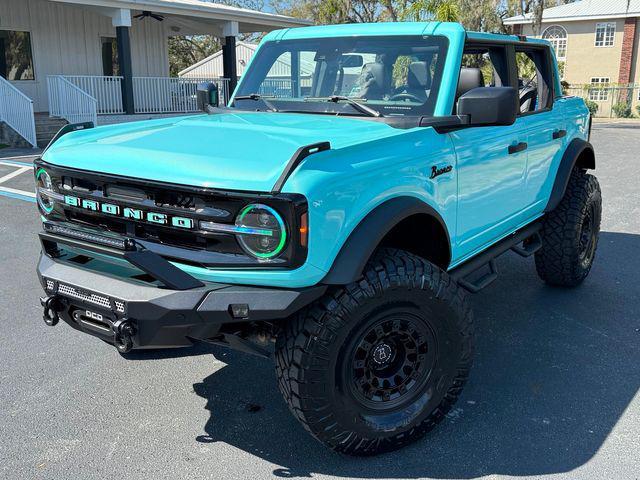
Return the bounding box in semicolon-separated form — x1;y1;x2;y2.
402;0;460;22
168;0;265;76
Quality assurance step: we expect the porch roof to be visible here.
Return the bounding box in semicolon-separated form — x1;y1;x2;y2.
48;0;312;34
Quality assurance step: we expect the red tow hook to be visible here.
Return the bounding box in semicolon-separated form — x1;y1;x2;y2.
40;296;63;326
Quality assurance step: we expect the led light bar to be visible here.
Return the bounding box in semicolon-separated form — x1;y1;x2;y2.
38;189;65;202
199;221;274;237
43;222;130;250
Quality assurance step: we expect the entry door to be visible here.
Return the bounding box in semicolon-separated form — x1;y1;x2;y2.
450;120;529;259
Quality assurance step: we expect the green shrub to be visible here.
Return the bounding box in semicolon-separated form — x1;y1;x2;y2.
636;104;640;117
585;100;599;116
612;102;633;118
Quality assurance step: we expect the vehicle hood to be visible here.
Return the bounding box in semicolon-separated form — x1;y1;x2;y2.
42;112;406;192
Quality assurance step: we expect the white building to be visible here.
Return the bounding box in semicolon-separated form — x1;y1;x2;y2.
0;0;308;147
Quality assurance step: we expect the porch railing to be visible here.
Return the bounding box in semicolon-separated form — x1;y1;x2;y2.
0;76;37;147
47;75;98;125
132;77;229;113
47;76;230;121
64;75;124;114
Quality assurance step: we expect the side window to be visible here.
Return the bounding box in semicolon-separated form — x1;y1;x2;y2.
456;45;509;106
515;48;553;114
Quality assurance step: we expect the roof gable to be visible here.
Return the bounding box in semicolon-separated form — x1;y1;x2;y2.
504;0;640;24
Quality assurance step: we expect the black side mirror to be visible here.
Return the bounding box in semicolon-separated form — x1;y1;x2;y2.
197;82;219;111
456;86;518;127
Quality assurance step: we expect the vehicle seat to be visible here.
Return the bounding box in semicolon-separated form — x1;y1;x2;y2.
394;61;431;101
456;67;484;99
355;63;386;99
519;86;538;113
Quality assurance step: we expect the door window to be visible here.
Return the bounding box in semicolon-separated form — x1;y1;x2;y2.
515;47;554;114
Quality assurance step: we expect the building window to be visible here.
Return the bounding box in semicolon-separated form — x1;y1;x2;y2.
589;77;610;101
595;22;615;47
0;30;35;80
101;37;118;76
542;25;568;60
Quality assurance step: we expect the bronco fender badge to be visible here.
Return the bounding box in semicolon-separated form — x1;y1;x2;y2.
430;164;453;179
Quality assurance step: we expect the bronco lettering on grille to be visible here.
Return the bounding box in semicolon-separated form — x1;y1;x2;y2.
63;195;195;229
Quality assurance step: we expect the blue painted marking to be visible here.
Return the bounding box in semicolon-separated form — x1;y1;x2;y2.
1;159;34;167
0;190;36;203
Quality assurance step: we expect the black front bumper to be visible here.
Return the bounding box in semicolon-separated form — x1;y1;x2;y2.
36;231;325;351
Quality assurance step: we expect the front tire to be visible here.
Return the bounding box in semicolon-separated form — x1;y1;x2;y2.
535;168;602;287
275;249;474;455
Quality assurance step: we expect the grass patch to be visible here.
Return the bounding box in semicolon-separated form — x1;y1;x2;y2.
0;143;8;149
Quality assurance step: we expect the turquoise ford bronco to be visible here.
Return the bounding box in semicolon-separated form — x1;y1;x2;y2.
35;22;600;455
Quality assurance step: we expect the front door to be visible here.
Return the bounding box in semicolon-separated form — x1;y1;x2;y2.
449;44;530;262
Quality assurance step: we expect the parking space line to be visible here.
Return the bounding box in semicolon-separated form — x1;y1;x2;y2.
0;159;35;168
0;166;31;184
0;188;36;203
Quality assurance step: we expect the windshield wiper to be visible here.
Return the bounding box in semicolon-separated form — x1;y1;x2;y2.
233;93;279;112
305;95;383;117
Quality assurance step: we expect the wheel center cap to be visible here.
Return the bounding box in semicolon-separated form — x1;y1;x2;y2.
372;343;393;365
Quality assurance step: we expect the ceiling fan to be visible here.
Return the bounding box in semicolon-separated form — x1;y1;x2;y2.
133;11;165;21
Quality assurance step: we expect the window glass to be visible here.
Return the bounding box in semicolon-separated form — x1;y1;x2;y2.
542;26;567;60
515;49;553;113
461;52;497;87
589;77;610;101
0;30;35;80
101;37;118;76
595;23;615;47
235;35;448;117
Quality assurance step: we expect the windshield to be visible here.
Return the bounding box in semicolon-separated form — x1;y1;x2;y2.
233;35;448;118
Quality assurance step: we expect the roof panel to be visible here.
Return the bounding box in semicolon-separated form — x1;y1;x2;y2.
504;0;640;24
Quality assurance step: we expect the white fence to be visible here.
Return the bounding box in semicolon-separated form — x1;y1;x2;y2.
132;77;229;113
65;75;124;115
565;84;640;118
47;76;98;126
0;76;37;147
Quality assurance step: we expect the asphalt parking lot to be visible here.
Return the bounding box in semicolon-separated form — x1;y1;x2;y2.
0;125;638;480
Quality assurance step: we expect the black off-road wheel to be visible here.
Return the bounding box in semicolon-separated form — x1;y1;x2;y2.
275;249;474;456
535;168;602;287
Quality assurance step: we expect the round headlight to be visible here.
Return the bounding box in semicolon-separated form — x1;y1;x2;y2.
35;168;54;214
235;204;287;259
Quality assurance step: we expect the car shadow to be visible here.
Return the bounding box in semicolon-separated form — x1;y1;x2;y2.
190;231;639;478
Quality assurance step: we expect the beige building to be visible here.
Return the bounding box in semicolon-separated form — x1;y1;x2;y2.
504;0;640;116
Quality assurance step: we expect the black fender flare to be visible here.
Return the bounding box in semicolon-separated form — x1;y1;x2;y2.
545;138;595;213
321;197;451;285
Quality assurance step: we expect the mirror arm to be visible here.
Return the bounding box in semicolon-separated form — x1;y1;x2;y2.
420;115;471;132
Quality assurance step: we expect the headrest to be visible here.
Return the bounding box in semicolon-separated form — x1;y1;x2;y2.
360;63;385;92
407;61;430;89
457;68;484;97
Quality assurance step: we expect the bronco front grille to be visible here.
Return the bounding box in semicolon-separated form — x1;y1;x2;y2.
37;161;308;269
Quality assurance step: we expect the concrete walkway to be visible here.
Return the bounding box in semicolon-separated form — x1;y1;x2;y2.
0;147;42;160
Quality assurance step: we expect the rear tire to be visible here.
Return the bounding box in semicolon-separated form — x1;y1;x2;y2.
274;249;474;455
535;168;601;287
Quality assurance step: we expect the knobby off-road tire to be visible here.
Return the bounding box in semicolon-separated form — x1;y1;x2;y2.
535;168;602;287
275;249;474;456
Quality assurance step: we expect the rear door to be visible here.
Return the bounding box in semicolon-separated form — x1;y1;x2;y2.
515;44;566;213
450;43;529;260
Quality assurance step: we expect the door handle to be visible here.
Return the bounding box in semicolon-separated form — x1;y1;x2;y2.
552;129;567;140
508;142;528;154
